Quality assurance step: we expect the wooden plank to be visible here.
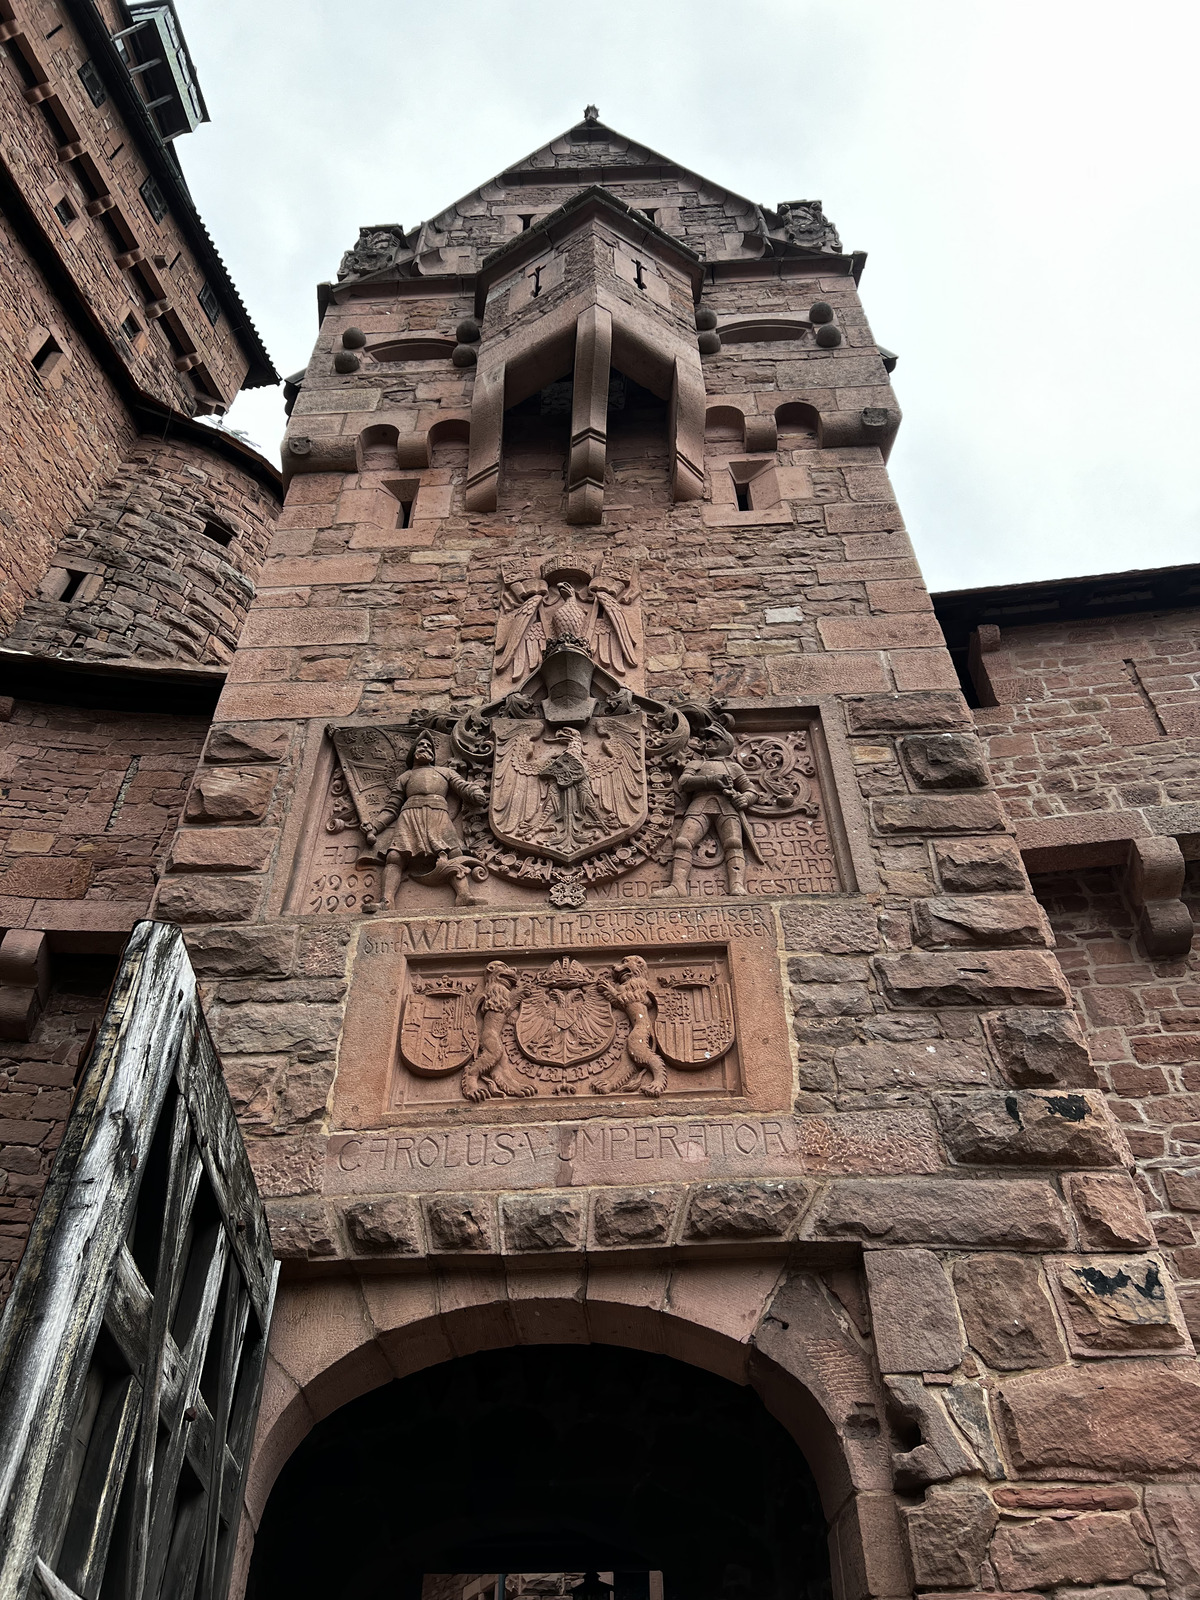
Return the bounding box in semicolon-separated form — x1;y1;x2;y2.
0;924;193;1600
0;921;281;1600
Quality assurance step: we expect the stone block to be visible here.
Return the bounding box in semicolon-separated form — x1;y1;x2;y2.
984;1007;1096;1087
167;827;276;873
902;1485;996;1589
845;692;970;733
185;767;276;823
952;1253;1065;1369
267;1200;337;1259
901;732;990;788
682;1180;809;1241
871;793;1007;834
153;876;262;925
765;651;889;695
424;1194;496;1252
215;683;363;721
1145;1485;1200;1600
0;858;91;900
818;614;945;651
205;722;291;763
991;1514;1150;1591
934;837;1027;893
240;607;369;649
993;1487;1138;1511
835;1040;991;1092
864;1248;963;1372
501;1194;583;1252
815;1178;1069;1247
779;898;878;953
913;894;1050;948
1069;1173;1155;1250
259;553;380;588
244;1135;324;1199
345;1198;421;1254
935;1089;1128;1167
183;925;296;978
890;648;962;691
1164;1170;1200;1212
999;1359;1200;1473
591;1188;679;1247
825;502;904;533
875;951;1072;1008
1048;1253;1189;1355
884;1373;981;1489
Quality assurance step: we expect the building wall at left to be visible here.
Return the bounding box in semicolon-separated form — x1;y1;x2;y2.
0;208;138;628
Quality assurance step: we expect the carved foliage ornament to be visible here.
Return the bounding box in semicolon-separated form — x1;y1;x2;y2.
399;953;735;1100
772;200;842;255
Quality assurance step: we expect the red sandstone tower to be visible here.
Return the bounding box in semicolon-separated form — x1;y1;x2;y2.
2;104;1199;1600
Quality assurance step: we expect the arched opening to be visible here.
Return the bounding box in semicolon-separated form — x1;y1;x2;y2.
359;423;401;471
249;1344;831;1600
774;403;820;449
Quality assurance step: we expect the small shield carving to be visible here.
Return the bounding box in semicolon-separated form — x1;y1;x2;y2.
654;968;736;1068
400;978;478;1077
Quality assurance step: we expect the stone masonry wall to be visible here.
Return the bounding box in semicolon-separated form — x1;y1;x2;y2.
0;697;211;938
3;435;280;667
1033;863;1200;1338
0;207;137;629
973;607;1200;864
145;134;1200;1600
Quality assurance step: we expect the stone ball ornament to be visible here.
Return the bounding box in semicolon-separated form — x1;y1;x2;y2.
808;301;834;324
333;350;361;373
814;323;842;347
695;307;718;331
341;326;367;348
697;330;722;355
455;317;481;343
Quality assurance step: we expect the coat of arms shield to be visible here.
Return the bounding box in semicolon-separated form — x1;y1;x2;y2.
489;712;647;865
654;968;736;1068
399;977;478;1076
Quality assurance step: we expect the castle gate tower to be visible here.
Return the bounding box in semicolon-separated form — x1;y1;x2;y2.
149;115;1200;1600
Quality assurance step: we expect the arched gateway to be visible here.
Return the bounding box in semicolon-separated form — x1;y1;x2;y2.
242;1266;905;1600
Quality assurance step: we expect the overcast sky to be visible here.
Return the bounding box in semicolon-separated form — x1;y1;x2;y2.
176;1;1199;593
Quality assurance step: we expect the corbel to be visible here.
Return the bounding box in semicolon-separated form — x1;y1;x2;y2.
669;351;706;503
0;929;51;1041
566;305;611;524
1124;836;1194;957
465;355;506;512
967;624;1020;706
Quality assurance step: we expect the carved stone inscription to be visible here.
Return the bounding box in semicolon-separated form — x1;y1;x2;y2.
324;1107;943;1195
392;948;743;1107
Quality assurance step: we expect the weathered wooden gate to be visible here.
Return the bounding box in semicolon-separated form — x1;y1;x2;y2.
0;922;278;1600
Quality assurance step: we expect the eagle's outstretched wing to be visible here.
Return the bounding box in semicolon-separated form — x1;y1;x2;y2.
490;719;550;839
494;593;546;682
589;593;639;674
567;986;615;1049
586;715;645;824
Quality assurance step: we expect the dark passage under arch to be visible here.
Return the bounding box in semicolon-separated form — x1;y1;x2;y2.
250;1344;831;1600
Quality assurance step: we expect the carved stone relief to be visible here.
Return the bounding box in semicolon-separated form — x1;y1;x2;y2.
298;698;838;915
392;949;742;1106
493;555;643;696
772;200;842;255
294;564;837;913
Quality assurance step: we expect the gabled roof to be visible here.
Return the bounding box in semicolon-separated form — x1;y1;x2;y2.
413;112;767;261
